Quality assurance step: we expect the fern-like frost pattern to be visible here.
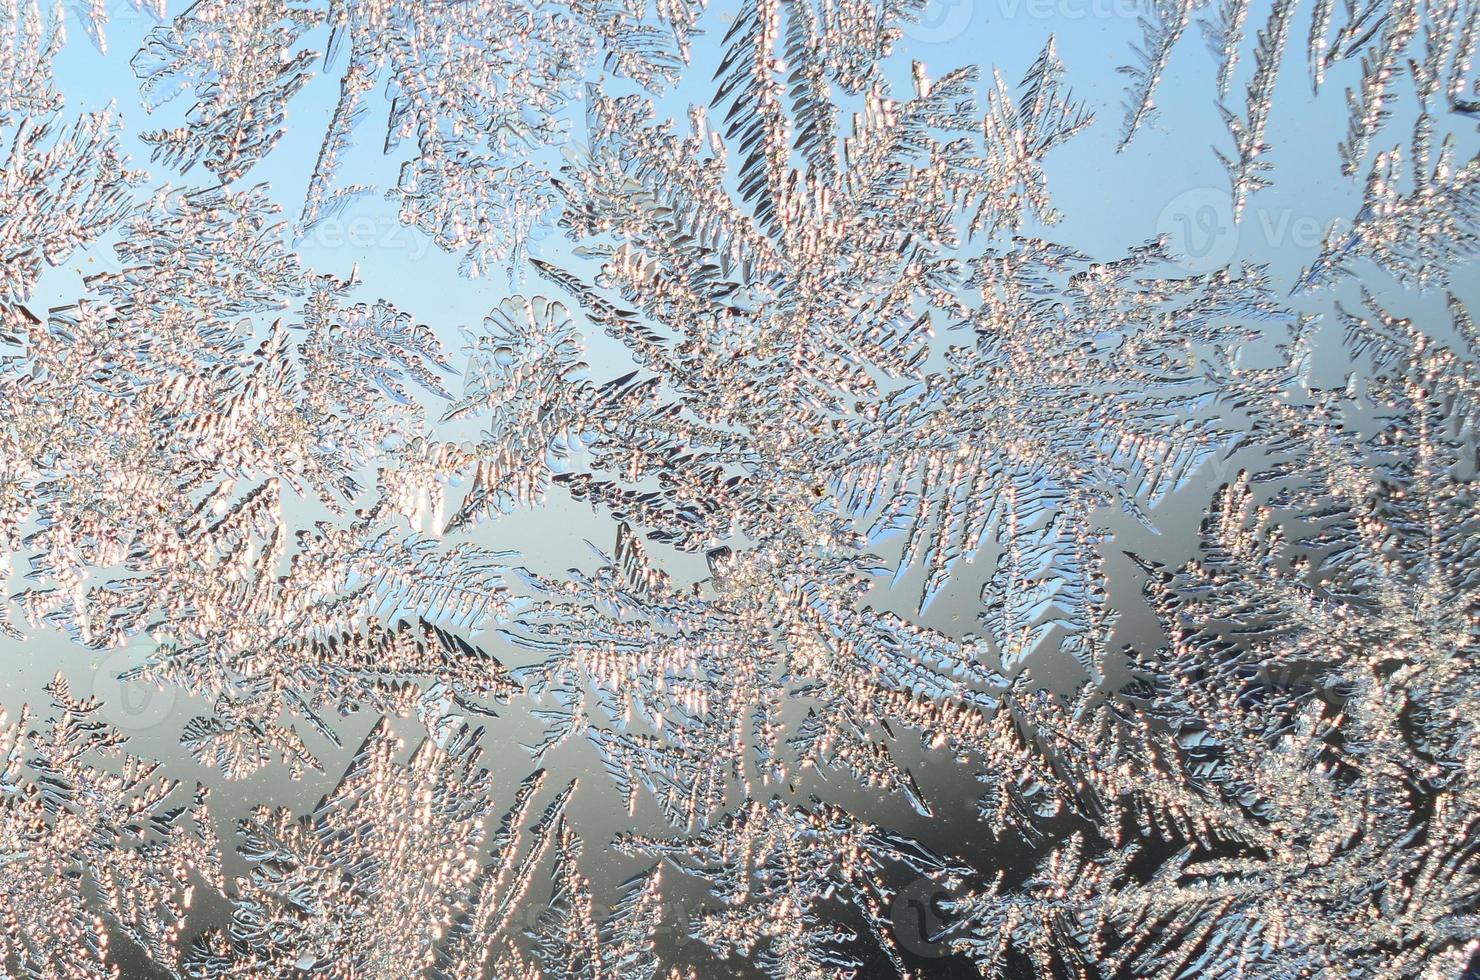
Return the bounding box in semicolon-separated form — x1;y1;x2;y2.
0;0;1477;976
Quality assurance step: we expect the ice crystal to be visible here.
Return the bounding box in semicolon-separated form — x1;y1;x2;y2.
1;0;63;121
3;0;1480;973
1215;0;1295;219
1296;116;1480;292
0;675;220;979
496;822;670;980
619;797;969;978
505;522;1002;826
458;0;1296;846
486;7;1192;825
939;294;1480;977
1;184;520;778
0;109;141;305
0;0;141;305
1118;0;1480;210
184;723;567;977
1119;0;1197;150
836;239;1293;617
473;3;1310;901
132;0;705;274
439;295;591;530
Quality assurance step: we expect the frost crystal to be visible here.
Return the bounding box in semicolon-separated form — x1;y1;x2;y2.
3;0;1479;974
1;1;141;305
2;185;518;778
132;0;705;273
619;797;969;977
1119;0;1480;211
0;676;220;979
941;295;1480;976
186;724;560;976
1297;118;1480;291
